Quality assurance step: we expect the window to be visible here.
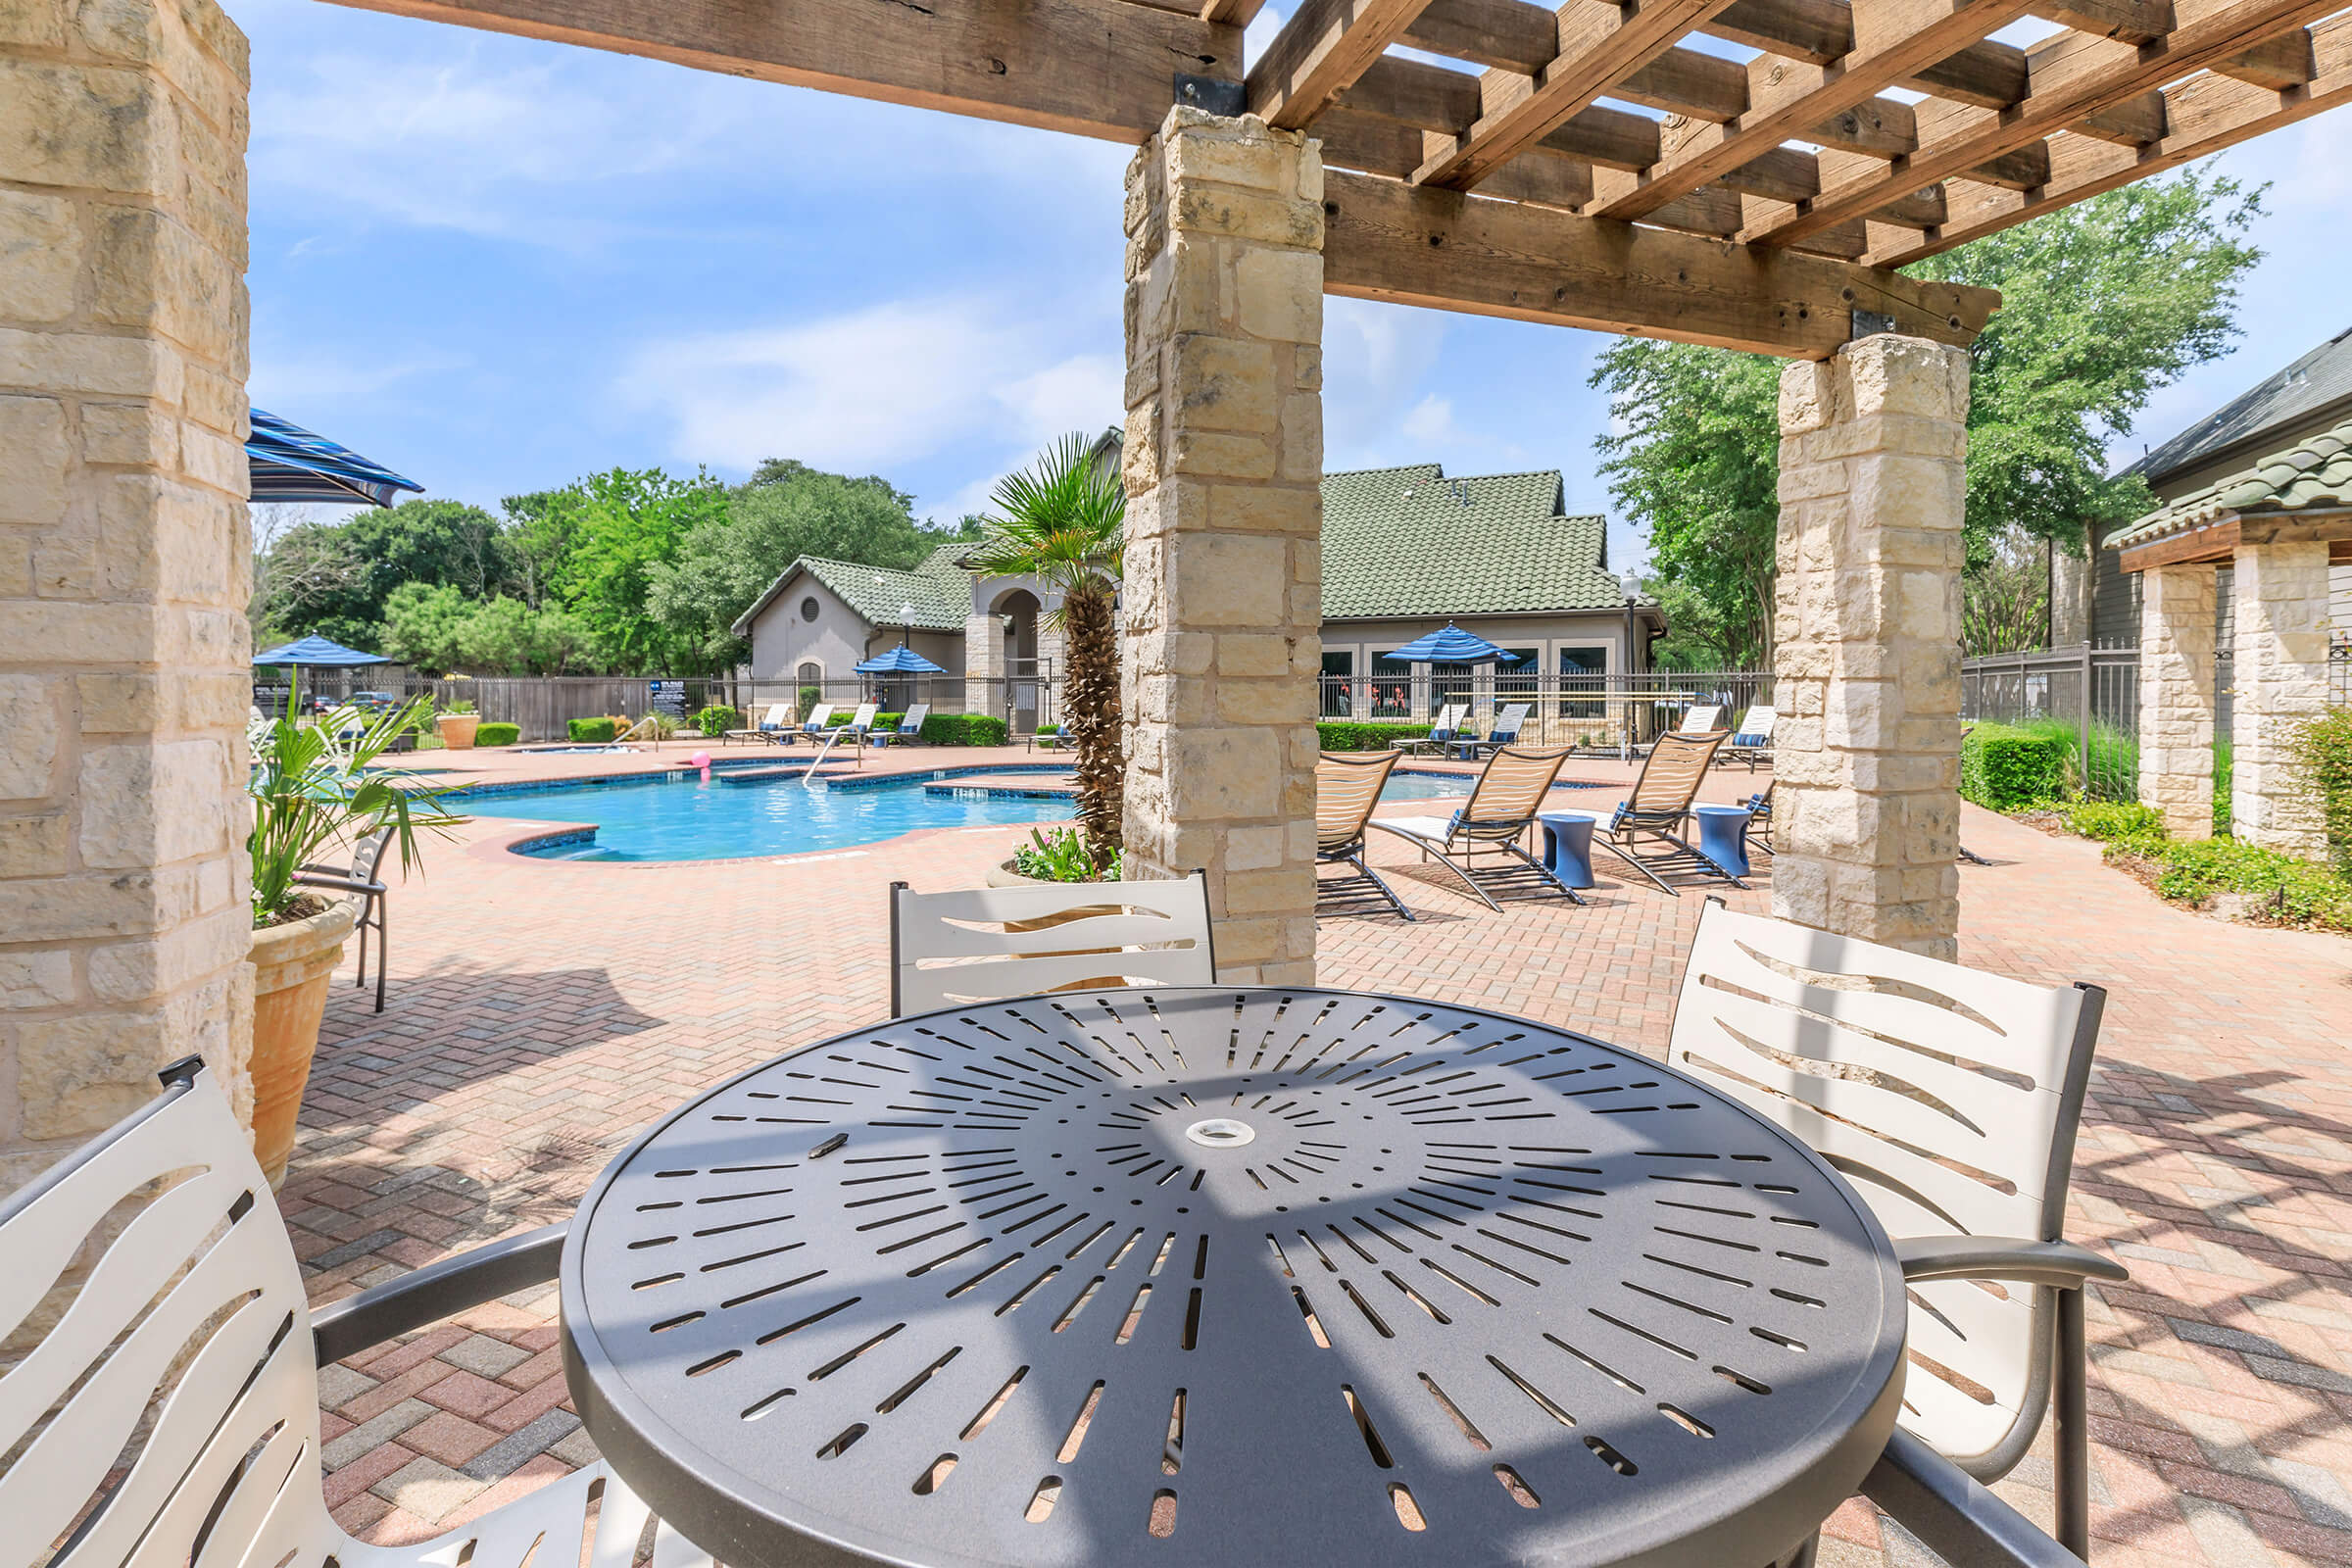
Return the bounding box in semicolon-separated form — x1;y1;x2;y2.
1559;647;1607;720
1496;649;1540;710
801;596;821;622
797;662;821;687
1319;651;1354;717
1370;655;1413;719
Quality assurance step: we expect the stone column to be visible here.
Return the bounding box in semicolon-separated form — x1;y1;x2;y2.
2137;564;2218;839
1120;108;1322;985
963;611;1001;718
1771;335;1969;960
1;0;255;1195
2231;539;2331;854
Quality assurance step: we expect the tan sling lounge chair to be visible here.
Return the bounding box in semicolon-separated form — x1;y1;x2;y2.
1315;751;1414;920
1598;728;1741;894
1367;744;1584;909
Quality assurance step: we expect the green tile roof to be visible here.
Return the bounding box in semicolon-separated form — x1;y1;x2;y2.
735;543;970;635
2107;416;2352;551
1319;465;1619;618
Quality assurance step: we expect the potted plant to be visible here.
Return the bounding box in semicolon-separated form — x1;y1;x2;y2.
988;825;1124;888
246;699;454;1187
436;697;481;750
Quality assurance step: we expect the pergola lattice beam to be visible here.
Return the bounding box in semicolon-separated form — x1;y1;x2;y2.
1320;167;1997;355
315;0;1240;141
1248;0;1446;127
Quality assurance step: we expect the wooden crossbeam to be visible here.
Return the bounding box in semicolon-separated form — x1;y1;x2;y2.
1320;168;1997;357
1584;0;2039;220
1248;0;1446;127
1868;12;2352;265
313;0;1240;142
1412;0;1746;189
1742;0;2339;245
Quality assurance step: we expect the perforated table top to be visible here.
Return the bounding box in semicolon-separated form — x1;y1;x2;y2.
562;988;1906;1568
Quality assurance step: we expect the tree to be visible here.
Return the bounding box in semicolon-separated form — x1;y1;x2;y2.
249;499;513;650
378;582;475;675
1592;165;2266;662
1963;529;2055;654
966;434;1127;869
540;468;733;674
647;462;949;671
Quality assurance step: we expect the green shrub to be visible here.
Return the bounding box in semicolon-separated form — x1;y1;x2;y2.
1034;722;1060;737
2062;800;2162;847
2128;836;2352;930
692;705;741;737
567;716;617;743
2292;709;2352;874
474;721;520;748
919;713;1009;747
1011;826;1121;882
1317;721;1431;752
1960;722;2072;810
799;686;823;719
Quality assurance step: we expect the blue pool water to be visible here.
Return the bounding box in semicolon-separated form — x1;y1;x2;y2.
459;765;1475;863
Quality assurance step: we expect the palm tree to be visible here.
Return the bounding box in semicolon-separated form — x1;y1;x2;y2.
967;434;1125;870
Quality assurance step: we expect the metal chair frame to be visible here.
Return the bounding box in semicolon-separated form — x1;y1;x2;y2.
1314;751;1415;921
296;824;394;1013
1598;729;1745;895
1365;745;1587;910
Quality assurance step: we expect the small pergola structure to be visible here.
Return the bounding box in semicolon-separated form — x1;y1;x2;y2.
2112;416;2351;849
2;0;2345;1159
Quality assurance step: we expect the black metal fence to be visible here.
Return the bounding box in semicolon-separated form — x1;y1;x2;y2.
1958;644;2143;802
1315;669;1773;749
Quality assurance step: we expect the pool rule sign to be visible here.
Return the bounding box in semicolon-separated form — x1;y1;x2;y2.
562;988;1906;1568
650;680;688;718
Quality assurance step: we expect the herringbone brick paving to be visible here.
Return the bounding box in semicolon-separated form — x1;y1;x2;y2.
285;748;2352;1564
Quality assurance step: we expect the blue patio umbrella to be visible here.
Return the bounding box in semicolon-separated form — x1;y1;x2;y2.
853;644;948;674
1384;623;1521;664
247;409;423;508
252;635;391;718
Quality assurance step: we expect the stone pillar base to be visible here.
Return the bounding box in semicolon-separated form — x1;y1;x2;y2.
2138;564;2218;839
2232;540;2330;854
1770;336;1969;960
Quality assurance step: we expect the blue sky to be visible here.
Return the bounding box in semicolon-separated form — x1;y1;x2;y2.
243;0;2352;568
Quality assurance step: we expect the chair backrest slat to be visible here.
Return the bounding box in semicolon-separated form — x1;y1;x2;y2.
804;704;835;729
1459;745;1571;828
1627;731;1726;815
846;704;878;730
0;1070;328;1568
1316;751;1399;849
1489;703;1530;739
1667;902;2101;1471
892;872;1217;1014
1735;705;1777;742
1679;705;1724;734
760;703;792;728
350;824;394;884
900;704;931;731
1428;703;1464;738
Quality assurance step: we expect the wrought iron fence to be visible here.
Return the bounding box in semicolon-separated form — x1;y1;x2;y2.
1315;669;1773;750
1958;644;2143;802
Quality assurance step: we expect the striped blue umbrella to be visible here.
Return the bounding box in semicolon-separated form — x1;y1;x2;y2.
854;644;947;674
1384;623;1520;664
252;634;389;667
247;409;423;508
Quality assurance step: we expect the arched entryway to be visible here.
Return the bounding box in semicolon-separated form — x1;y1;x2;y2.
990;588;1043;732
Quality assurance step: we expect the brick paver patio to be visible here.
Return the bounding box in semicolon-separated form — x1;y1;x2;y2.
283;746;2352;1565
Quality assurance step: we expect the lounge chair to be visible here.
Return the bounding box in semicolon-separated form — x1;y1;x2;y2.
724;701;795;746
1596;729;1742;894
1446;701;1532;760
1726;703;1777;769
881;703;930;745
0;1059;715;1568
1397;702;1467;757
888;870;1216;1013
838;702;880;746
1740;776;1775;860
1677;703;1725;735
1315;751;1414;921
1666;900;2125;1561
798;702;836;740
1367;744;1585;908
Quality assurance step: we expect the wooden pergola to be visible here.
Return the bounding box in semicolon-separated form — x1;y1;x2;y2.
329;0;2347;356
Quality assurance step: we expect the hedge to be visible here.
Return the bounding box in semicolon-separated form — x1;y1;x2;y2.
474;722;520;747
567;716;618;743
1317;721;1430;752
919;713;1008;747
1959;722;2070;810
692;704;742;737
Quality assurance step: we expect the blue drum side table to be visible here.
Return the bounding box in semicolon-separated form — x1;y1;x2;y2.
1537;809;1598;889
1693;803;1755;879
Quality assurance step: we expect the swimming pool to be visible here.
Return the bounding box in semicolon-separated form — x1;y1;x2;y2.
458;765;1477;862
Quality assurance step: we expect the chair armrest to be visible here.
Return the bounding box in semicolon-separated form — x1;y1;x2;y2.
293;871;388;898
1895;1236;2128;1289
1863;1427;2087;1567
311;1221;567;1365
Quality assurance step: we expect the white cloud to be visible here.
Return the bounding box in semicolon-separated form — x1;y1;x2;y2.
621;298;1121;497
1399;394;1458;444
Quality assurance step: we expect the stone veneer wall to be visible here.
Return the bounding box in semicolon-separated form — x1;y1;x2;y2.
1770;335;1970;960
2231;539;2331;854
1;0;255;1200
1119;108;1323;985
2137;564;2219;839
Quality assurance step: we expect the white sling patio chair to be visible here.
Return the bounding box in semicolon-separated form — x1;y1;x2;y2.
1678;703;1726;734
723;702;794;746
1398;703;1467;757
886;703;931;744
0;1058;715;1568
838;703;880;746
889;869;1217;1014
1728;704;1778;770
798;702;836;739
1666;900;2124;1562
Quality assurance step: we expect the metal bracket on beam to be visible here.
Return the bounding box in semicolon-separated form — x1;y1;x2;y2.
1851;309;1898;340
1174;74;1246;116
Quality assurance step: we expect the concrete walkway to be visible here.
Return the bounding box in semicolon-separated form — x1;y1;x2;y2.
284;747;2352;1565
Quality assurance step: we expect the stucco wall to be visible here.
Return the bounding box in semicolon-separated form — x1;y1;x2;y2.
741;574;966;688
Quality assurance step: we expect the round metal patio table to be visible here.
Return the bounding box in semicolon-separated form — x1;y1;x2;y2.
562;987;1907;1568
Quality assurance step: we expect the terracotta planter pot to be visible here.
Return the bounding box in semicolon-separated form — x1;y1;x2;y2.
247;896;360;1189
436;713;480;750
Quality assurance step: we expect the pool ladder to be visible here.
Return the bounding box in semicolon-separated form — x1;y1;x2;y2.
803;722;862;783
